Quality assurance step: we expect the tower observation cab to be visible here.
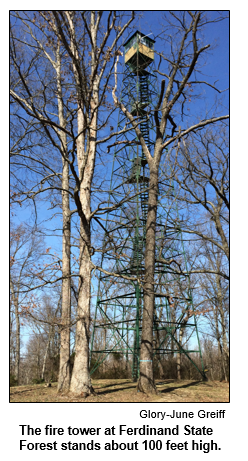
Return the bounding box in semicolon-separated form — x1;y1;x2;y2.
124;31;155;72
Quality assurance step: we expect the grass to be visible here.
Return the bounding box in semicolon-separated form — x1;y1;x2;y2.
10;379;229;403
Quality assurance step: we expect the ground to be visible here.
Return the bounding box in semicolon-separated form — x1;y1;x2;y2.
10;379;229;403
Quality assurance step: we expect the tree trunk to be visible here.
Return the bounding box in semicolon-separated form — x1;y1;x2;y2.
216;273;228;381
221;309;229;381
177;328;182;380
14;301;20;385
10;280;20;385
70;80;98;395
138;168;158;394
171;306;176;362
103;305;107;374
69;221;94;395
155;329;164;379
57;159;71;391
41;336;50;381
57;52;71;392
154;302;164;379
214;202;229;260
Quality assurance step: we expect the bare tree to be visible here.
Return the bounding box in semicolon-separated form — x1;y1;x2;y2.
198;244;229;381
22;296;61;385
10;10;135;396
172;125;229;266
10;12;73;390
112;11;229;393
10;224;44;384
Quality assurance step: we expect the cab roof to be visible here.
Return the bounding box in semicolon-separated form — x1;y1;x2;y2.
123;30;155;47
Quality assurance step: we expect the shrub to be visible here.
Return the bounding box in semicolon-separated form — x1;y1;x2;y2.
10;374;18;387
32;378;45;385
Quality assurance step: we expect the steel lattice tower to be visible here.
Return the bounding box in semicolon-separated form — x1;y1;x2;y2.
90;31;207;381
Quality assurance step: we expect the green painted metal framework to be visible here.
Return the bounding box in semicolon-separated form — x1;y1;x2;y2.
90;31;206;381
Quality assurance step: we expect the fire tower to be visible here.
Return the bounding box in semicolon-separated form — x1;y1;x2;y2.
90;31;207;381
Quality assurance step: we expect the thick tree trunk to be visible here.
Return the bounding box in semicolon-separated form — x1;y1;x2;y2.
57;55;71;391
68;12;102;396
70;95;97;396
70;221;94;395
138;168;158;394
58;159;71;391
